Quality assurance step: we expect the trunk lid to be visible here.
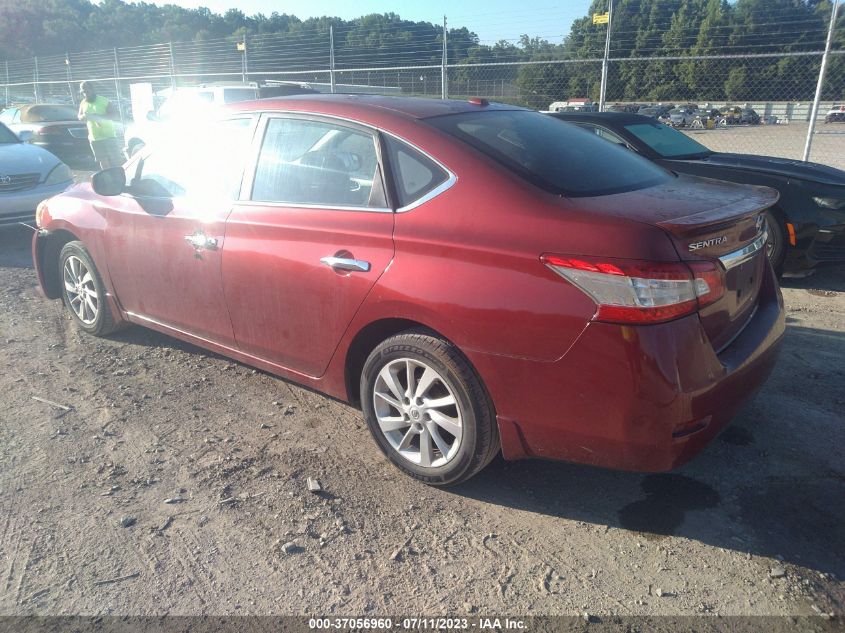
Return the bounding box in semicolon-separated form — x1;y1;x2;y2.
572;174;778;351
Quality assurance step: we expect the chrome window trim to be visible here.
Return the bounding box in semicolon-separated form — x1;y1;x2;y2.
234;200;393;214
380;129;457;213
394;174;457;213
719;230;768;271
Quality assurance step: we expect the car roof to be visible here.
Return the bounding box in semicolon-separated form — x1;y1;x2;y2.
229;94;527;120
548;111;655;126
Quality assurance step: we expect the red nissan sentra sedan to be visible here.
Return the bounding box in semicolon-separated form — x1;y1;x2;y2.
32;95;785;485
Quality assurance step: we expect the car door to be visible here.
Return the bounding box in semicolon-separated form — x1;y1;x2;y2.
223;114;395;377
102;116;257;345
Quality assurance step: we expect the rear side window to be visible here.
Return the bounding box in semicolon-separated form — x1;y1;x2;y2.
23;105;78;122
426;110;670;197
384;136;450;208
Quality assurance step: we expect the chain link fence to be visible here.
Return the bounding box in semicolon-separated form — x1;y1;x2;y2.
2;15;843;169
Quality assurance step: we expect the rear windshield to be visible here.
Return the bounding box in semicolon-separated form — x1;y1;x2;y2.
624;122;711;159
426;110;670;197
22;105;78;122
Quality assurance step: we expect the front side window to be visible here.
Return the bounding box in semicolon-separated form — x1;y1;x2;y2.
251;118;384;208
427;110;670;197
130;117;254;199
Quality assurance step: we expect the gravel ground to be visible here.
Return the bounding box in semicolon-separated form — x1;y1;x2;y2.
681;121;845;171
0;222;843;620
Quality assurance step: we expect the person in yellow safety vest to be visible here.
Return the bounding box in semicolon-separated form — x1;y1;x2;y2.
78;81;125;169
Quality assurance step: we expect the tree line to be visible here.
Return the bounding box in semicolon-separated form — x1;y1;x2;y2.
1;0;842;107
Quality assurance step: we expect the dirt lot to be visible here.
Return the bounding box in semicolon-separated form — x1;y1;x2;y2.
0;223;843;620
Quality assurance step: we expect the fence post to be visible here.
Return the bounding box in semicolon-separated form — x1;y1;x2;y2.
598;0;614;112
65;53;75;105
803;0;839;162
242;33;248;83
441;16;448;99
169;41;177;92
113;48;125;126
330;26;336;94
33;56;39;101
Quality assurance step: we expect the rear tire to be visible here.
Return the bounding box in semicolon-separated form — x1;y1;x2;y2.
361;331;499;486
59;241;119;336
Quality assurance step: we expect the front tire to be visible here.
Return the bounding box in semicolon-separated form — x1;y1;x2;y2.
361;331;499;486
764;211;786;274
59;241;118;336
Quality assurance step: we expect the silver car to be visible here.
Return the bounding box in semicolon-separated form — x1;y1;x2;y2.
0;122;73;227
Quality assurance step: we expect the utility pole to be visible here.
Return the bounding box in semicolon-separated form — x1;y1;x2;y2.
169;41;177;92
598;0;614;112
803;0;839;162
441;15;448;99
330;26;336;94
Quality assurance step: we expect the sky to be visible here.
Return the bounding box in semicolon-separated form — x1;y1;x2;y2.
162;0;595;45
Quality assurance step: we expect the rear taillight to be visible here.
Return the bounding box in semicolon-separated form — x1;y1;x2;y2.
541;255;725;324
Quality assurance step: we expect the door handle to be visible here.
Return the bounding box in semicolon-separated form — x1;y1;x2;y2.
184;232;218;251
320;256;371;273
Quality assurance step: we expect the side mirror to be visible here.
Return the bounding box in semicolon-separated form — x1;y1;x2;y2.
146;110;159;122
17;130;33;143
91;167;126;196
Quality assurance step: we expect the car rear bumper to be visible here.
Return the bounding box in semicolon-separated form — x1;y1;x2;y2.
32;139;93;162
474;260;785;472
0;181;71;227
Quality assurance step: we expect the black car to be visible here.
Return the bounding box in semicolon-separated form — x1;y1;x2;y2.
0;104;94;167
548;111;845;275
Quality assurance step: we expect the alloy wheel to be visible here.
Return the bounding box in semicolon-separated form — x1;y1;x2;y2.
372;358;463;468
63;255;99;325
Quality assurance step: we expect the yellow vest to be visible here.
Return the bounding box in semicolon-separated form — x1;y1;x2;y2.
80;96;116;141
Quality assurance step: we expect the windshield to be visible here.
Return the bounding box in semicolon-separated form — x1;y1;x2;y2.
0;123;19;144
22;105;79;122
624;122;712;159
427;110;670;197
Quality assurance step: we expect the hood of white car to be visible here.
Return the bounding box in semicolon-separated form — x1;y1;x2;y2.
0;142;60;177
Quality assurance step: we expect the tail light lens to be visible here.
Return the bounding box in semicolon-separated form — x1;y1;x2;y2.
541;255;725;324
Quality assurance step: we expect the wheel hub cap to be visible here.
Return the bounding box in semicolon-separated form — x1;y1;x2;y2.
372;358;464;469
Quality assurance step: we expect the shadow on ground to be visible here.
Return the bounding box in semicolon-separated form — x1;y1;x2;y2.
450;324;845;578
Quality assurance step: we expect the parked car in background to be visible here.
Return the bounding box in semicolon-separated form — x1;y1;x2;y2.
548;111;845;275
0;122;73;227
0;104;94;167
669;106;698;127
34;95;783;485
123;81;317;156
721;106;761;125
825;105;845;123
637;105;673;123
607;103;643;113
